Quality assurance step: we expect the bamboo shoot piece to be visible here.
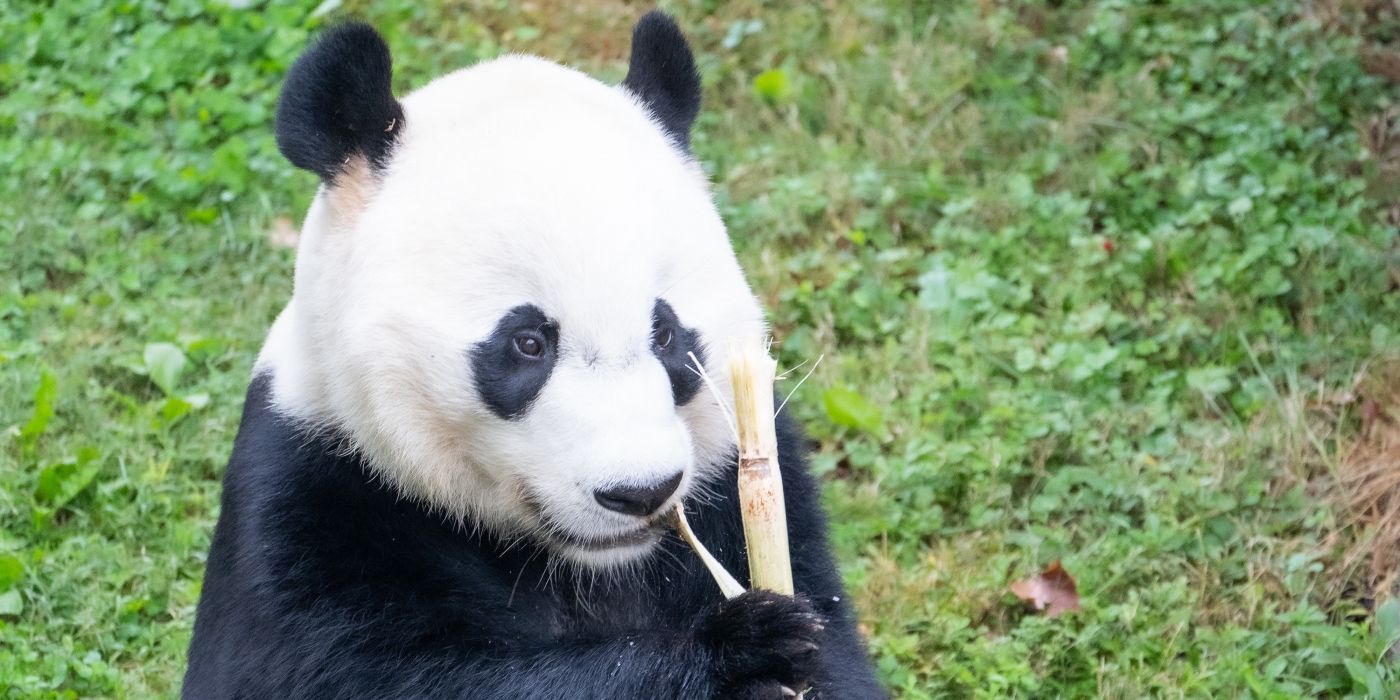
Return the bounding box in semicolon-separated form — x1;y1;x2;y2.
728;336;794;596
673;503;745;599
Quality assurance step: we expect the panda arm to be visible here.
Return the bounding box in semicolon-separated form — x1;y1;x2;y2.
267;594;823;700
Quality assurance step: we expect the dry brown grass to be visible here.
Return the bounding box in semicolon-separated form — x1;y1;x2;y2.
344;0;646;79
1339;361;1400;596
472;0;642;67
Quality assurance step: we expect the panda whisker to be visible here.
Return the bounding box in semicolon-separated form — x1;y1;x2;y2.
506;549;537;610
687;351;740;445
686;480;721;509
655;539;689;577
497;533;526;558
774;358;808;380
539;568;555;597
775;354;823;417
683;459;730;509
539;548;562;592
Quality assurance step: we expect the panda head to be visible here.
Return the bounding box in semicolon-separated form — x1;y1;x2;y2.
258;13;765;568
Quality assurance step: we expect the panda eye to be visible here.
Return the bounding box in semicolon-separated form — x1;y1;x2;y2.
514;335;544;359
654;328;674;350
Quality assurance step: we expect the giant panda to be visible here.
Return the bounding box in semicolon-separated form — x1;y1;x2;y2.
182;12;885;700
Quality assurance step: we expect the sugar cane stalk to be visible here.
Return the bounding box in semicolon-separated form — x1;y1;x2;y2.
727;337;794;595
674;338;795;595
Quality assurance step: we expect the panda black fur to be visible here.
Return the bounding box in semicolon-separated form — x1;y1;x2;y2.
182;13;886;700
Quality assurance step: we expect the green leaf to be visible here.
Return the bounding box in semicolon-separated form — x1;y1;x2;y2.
143;342;187;396
185;207;218;224
0;555;22;591
1342;657;1386;699
160;396;192;423
20;369;57;441
0;589;21;616
1376;598;1400;651
36;447;102;510
752;69;792;103
184;336;226;363
823;387;883;433
1014;347;1037;372
1202;515;1237;547
1186;367;1233;397
309;0;341;18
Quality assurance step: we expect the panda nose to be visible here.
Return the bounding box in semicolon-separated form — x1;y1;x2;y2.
594;472;684;517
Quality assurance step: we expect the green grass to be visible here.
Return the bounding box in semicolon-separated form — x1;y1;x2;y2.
4;0;1400;697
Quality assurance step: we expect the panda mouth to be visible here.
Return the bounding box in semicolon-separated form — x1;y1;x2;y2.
517;485;670;553
539;520;666;552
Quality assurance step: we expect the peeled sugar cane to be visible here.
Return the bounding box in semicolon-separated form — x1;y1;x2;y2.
674;336;794;597
727;336;794;596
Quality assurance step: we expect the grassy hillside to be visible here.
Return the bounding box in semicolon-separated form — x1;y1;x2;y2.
4;0;1400;697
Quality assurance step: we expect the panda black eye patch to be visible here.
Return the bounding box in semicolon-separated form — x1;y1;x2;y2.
651;299;704;406
471;305;559;420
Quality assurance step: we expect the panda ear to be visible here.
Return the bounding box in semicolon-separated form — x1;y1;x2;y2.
622;11;701;151
276;23;404;182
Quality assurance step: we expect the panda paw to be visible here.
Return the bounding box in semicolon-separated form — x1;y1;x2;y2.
698;589;823;699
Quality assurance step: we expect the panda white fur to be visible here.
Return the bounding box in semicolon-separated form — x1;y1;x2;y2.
183;13;885;700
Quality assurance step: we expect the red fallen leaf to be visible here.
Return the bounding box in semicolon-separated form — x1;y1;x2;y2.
1009;561;1081;617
